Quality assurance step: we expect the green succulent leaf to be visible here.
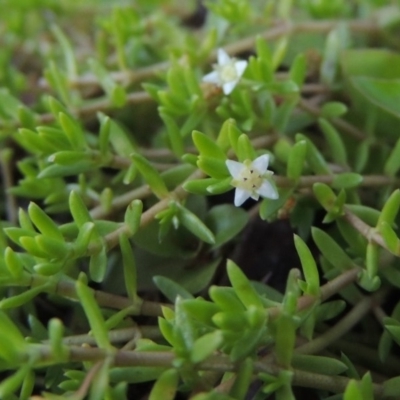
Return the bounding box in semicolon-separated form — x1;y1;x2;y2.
227;260;264;309
149;369;179;400
294;234;320;296
131;153;169;199
291;354;348;375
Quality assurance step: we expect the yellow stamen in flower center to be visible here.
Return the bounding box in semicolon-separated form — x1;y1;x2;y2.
238;167;263;192
219;63;238;83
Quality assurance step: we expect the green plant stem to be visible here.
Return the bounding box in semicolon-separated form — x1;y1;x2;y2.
291;368;384;398
268;268;361;319
73;361;103;400
59;326;161;346
106;152;177;171
225;19;378;57
331;338;400;376
275;174;400;188
9;19;377;133
89;185;152;219
96;168;205;252
30;345;385;397
298;97;366;141
295;295;376;355
21;273;166;317
0;91;153;130
0;148;17;224
343;207;389;251
29;207;385;319
91;135;283;249
19;206;386;319
32;250;358;320
90;134;278;219
88;171;396;222
48;19;379;91
140;146;188;160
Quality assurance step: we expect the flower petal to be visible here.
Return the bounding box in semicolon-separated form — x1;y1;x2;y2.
250;192;260;201
258;180;279;200
226;160;245;178
222;80;238;95
235;60;248;77
217;48;230;65
202;71;221;84
252;154;270;174
234;188;251;207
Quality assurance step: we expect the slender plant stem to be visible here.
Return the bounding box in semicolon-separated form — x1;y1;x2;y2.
6;19;378;133
58;326;161;346
332;338;400;376
89;185;152;219
43;19;379;91
20;272;166;317
38;205;389;318
0;149;17;224
31;344;385;397
298;98;366;141
295;295;375;355
275;174;400;188
89;169;397;221
96;168;205;253
89;133;279;220
0;91;153;130
73;361;103;400
291;368;384;398
344;207;389;251
267;267;361;320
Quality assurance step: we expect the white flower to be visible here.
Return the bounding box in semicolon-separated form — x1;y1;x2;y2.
226;154;279;207
202;48;248;95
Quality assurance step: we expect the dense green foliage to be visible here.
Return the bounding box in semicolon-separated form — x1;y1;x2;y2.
1;0;400;398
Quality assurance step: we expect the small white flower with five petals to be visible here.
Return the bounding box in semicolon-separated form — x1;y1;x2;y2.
226;154;279;207
202;48;248;95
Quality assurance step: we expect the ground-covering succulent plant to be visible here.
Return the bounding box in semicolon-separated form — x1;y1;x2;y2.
2;0;400;399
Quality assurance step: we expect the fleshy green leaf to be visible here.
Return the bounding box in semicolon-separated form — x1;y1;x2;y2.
149;369;179;400
383;376;400;398
69;191;92;228
294;235;319;296
124;200;143;235
192;130;226;160
332;173;363;189
49;319;68;361
296;134;330;175
291;355;347;375
321;102;348;118
119;233;138;302
227;260;264;309
311;227;355;271
0;364;32;399
351;76;400;119
76;277;113;350
209;286;245;312
177;204;215;244
275;314;295;368
205;205;248;248
58;112;86;150
89;246;107;283
344;380;363;400
287;140;307;181
89;59;126;107
153;276;193;303
131;154;169;199
318;118;347;166
160;110;185;158
191;331;223;363
197;156;229;179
